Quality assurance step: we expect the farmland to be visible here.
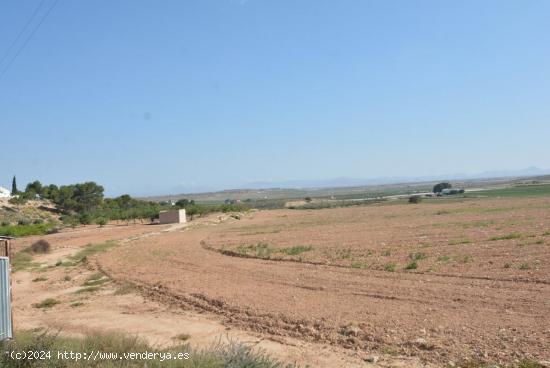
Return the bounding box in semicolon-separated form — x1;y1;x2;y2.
9;192;550;367
97;195;549;366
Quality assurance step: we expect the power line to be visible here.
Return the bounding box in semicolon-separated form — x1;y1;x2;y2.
0;0;47;68
0;0;60;82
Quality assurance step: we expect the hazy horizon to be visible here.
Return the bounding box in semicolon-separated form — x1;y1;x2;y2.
2;1;549;196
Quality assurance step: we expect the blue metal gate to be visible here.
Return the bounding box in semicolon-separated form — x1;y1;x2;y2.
0;257;12;340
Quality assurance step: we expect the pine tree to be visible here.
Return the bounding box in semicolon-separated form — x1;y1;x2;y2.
11;175;18;195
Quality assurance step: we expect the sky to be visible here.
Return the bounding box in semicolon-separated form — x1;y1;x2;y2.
0;0;549;196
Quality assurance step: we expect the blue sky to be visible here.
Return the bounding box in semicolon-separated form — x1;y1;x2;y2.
1;0;549;196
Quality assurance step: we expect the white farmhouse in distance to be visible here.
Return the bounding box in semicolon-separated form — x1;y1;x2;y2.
0;187;11;198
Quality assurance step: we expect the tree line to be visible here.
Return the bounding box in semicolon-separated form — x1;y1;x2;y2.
9;178;249;226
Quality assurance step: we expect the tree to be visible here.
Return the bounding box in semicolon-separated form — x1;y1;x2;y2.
11;176;18;195
176;198;195;207
42;184;59;201
433;182;452;193
24;180;43;199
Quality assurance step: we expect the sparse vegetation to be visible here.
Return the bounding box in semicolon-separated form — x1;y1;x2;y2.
280;245;312;255
384;263;396;272
409;252;427;261
351;261;369;269
0;222;56;237
83;272;110;287
33;298;60;309
75;286;103;294
0;330;288;368
489;233;523;241
404;260;418;270
236;243;312;258
70;240;118;263
449;238;471;245
11;252;40;272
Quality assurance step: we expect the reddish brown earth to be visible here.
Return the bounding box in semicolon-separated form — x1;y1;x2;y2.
97;197;550;366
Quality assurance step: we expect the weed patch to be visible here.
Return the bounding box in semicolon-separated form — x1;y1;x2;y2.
489;233;523;241
409;252;427;261
351;261;369;269
33;298;60;309
280;245;312;256
70;240;118;263
11;252;40;272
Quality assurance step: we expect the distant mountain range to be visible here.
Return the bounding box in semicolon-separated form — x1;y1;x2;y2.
242;167;550;190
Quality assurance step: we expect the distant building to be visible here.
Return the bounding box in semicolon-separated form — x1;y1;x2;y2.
159;209;187;224
0;187;10;198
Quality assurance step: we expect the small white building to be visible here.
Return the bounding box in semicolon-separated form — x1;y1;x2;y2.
159;209;187;224
0;187;11;199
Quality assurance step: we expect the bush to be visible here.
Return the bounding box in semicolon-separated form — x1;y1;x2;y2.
17;218;30;226
8;196;27;205
95;217;107;227
25;239;51;254
408;195;422;204
33;218;44;224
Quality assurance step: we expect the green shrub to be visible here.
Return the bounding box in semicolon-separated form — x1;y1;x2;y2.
405;260;418;270
96;217;108;227
0;222;56;237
